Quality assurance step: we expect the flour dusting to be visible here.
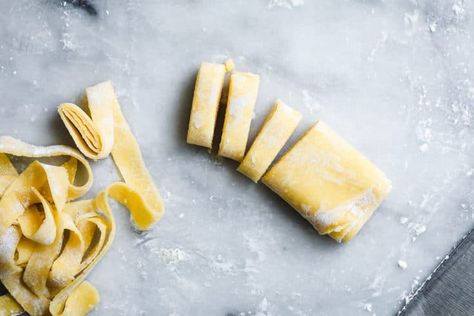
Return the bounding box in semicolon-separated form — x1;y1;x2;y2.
268;0;304;9
157;248;189;265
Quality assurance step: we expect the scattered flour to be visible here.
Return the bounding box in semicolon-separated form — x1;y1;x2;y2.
399;217;409;224
210;254;238;275
136;256;148;280
408;222;427;241
404;10;420;36
414;224;426;236
228;96;251;127
157;248;188;265
367;31;388;62
268;0;304;9
363;303;373;312
452;3;464;16
301;89;321;114
255;297;270;316
191;111;204;129
61;32;75;50
466;168;474;177
397;260;408;270
244;234;266;263
419;143;429;152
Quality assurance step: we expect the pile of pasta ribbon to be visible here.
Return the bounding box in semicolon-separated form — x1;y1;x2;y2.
0;81;164;316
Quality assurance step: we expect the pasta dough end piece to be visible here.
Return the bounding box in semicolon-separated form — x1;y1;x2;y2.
187;62;226;148
262;121;391;243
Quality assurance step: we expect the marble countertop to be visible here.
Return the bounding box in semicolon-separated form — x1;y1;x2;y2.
1;1;473;315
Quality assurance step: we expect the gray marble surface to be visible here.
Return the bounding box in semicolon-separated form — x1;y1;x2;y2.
1;0;473;315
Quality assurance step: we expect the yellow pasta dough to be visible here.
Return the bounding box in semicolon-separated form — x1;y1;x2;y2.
0;140;94;315
237;100;301;182
218;71;260;161
59;81;164;229
0;295;23;315
0;141;160;316
262;121;391;242
187;62;226;148
0;81;165;315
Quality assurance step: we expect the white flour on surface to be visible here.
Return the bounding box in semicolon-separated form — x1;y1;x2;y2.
397;260;408;270
2;0;474;315
268;0;304;9
301;89;321;114
157;248;189;266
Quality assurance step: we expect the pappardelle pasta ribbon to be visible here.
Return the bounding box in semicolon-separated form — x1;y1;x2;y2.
0;81;165;315
59;81;164;229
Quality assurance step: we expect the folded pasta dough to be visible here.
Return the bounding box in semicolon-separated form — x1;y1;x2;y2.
262;121;391;242
58;81;164;229
0;137;161;315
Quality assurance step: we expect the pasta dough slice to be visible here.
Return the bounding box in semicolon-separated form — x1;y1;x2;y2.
218;71;260;161
58;81;164;230
262;121;391;242
187;62;226;148
238;100;301;182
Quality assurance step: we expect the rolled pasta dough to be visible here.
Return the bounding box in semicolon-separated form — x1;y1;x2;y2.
262;121;391;242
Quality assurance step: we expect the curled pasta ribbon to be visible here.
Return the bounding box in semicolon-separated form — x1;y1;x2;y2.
50;183;150;316
0;137;92;200
0;137;159;315
58;81;164;229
